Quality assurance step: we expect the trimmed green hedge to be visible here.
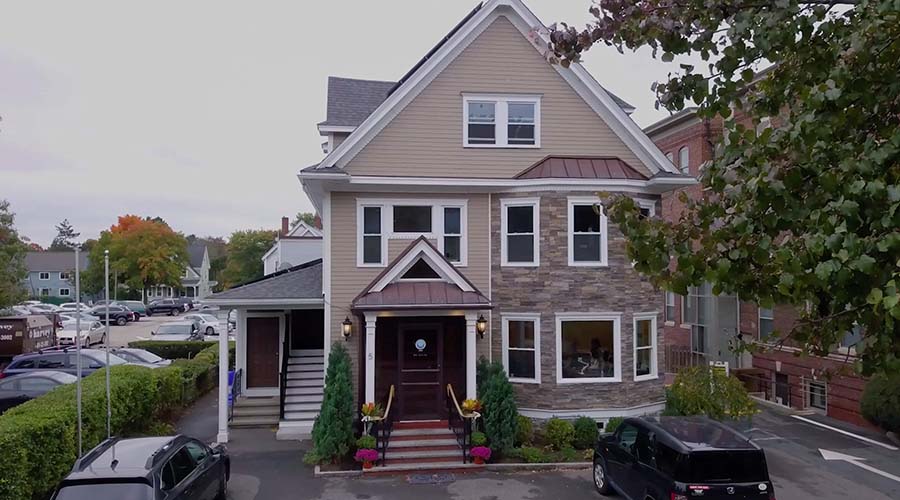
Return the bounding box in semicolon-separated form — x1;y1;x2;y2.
861;371;900;433
0;344;222;500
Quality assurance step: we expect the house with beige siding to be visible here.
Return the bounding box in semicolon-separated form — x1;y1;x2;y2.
206;0;693;467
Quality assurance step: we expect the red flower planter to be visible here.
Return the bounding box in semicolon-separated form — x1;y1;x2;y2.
473;457;484;465
363;461;373;469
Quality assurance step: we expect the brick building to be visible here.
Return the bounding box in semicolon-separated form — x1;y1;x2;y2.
644;109;871;427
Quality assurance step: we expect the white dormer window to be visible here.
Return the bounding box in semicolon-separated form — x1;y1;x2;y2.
463;95;540;148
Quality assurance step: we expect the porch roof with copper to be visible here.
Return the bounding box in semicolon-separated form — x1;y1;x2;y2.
515;155;648;180
352;237;491;311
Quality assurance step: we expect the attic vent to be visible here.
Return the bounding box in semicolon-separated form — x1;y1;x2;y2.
401;259;440;280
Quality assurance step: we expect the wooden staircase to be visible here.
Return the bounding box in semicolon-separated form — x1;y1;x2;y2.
366;420;484;473
276;349;325;439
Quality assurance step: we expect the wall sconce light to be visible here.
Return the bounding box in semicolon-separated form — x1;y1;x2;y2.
476;314;487;339
342;316;353;341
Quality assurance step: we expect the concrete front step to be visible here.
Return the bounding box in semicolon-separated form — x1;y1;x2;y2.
283;410;319;422
232;406;280;417
287;371;324;380
284;394;323;404
385;449;461;460
234;397;279;408
395;420;449;430
287;364;325;372
391;427;454;438
288;356;324;365
231;415;278;428
388;442;460;453
276;420;313;440
365;462;483;474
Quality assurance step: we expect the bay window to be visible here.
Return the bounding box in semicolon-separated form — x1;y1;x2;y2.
501;198;539;266
464;95;540;147
502;314;540;383
568;197;608;266
556;313;621;383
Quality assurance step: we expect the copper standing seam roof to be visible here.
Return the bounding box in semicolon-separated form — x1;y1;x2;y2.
515;156;648;180
352;236;491;311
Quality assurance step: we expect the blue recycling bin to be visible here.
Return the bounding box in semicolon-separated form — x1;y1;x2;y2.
227;370;235;406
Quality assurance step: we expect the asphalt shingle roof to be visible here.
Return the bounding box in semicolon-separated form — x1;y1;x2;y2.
207;259;322;301
318;77;396;128
25;251;89;272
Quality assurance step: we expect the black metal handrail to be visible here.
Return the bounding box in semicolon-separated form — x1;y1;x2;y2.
446;384;471;464
368;385;395;466
279;332;290;419
737;373;792;408
228;369;243;422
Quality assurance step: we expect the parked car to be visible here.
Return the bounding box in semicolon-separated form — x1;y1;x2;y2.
0;348;159;378
59;312;101;323
116;301;147;319
57;321;106;347
174;297;194;311
59;303;92;313
0;371;77;414
196;304;219;313
149;322;202;342
592;416;775;500
9;305;32;316
51;435;229;500
28;303;62;314
89;305;132;326
147;299;183;317
109;347;172;367
180;313;224;336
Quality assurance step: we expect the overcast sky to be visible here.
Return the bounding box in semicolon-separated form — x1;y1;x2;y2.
1;0;689;247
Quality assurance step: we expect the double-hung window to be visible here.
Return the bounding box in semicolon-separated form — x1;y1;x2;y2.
758;307;774;340
59;272;70;280
38;272;50;280
679;146;690;174
502;314;540;383
568;197;608;266
59;288;71;297
359;205;385;266
442;206;462;264
501;198;539;266
665;292;677;323
464;95;540;147
633;314;658;381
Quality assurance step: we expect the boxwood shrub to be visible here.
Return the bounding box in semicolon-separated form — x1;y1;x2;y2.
861;371;900;433
0;344;223;500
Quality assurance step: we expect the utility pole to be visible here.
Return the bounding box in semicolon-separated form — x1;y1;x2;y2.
74;246;83;457
104;250;112;439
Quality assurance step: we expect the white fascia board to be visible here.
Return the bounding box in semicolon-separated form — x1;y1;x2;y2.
261;243;279;263
201;298;324;307
317;125;356;135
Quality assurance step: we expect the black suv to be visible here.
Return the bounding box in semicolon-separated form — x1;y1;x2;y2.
593;416;774;500
89;305;132;326
147;299;183;317
51;435;229;500
0;348;156;378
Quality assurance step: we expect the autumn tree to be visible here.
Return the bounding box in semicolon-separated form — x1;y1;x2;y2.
549;1;900;374
0;200;27;309
49;219;80;251
83;216;188;297
220;229;277;288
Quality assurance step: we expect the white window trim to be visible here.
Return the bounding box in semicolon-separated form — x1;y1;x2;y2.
758;307;774;339
637;199;656;217
633;313;658;381
40;288;51;296
59;288;71;297
678;146;690;174
357;199;469;268
501;313;541;384
567;196;608;267
357;203;387;267
38;272;50;281
555;312;622;384
462;94;541;148
59;272;71;280
500;197;540;267
665;291;677;325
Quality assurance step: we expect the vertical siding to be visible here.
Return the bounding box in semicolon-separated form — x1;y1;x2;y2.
343;16;650;178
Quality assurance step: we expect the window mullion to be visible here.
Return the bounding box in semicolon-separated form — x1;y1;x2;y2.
497;100;509;146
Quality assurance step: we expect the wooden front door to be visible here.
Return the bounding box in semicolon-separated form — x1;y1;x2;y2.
397;323;443;420
246;317;280;388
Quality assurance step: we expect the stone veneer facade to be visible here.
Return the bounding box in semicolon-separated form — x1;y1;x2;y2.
489;191;666;414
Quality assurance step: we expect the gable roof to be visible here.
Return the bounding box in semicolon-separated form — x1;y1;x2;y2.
25;251;89;272
187;242;207;268
311;0;677;176
286;221;323;238
516;156;647;180
353;237;490;311
204;259;323;304
318;77;396;129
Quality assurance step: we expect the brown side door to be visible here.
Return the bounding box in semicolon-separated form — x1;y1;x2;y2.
397;323;443;420
246;317;280;388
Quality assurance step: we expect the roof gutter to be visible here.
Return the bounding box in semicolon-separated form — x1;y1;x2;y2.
199;298;325;307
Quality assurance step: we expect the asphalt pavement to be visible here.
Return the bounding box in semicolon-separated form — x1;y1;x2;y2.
175;390;900;500
107;314;185;347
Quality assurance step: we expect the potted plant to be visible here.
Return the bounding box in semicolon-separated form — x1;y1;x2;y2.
470;431;487;446
360;402;384;419
357;435;376;450
462;398;482;414
470;446;491;465
354;448;378;469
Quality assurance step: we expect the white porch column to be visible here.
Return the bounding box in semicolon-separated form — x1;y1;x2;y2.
364;313;377;403
465;312;478;400
216;307;230;443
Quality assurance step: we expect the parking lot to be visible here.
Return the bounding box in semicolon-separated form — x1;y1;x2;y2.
106;313;194;347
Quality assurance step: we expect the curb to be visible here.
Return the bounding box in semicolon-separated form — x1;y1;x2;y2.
313;465;364;478
486;461;592;472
